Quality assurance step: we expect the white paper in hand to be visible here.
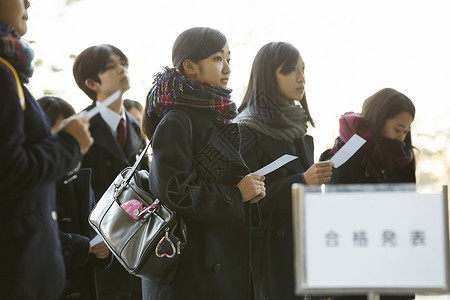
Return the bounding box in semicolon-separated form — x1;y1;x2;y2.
86;89;121;119
90;234;103;247
329;134;366;168
253;154;298;176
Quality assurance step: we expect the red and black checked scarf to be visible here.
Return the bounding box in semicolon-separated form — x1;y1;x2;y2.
329;112;413;168
0;24;34;82
147;67;237;124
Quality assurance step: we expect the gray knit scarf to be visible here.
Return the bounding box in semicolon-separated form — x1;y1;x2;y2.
235;100;308;141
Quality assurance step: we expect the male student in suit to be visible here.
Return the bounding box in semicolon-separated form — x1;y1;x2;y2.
73;44;148;300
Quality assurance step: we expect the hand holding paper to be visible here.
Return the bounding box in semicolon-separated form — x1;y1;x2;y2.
90;236;110;259
329;134;366;168
237;174;266;203
57;89;121;155
303;161;334;185
59;112;93;154
90;234;103;247
253;154;298;176
86;89;121;119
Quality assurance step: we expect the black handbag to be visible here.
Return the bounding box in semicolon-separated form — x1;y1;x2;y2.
88;110;190;283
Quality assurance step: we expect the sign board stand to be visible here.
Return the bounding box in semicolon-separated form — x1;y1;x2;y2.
368;291;380;300
292;183;449;299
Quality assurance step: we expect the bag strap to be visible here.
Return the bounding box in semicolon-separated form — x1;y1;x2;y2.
114;139;151;197
0;57;26;111
114;109;193;197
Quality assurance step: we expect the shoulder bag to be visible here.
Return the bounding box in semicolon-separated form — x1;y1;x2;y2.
88;109;190;283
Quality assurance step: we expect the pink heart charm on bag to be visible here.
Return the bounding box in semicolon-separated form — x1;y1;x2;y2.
120;199;143;220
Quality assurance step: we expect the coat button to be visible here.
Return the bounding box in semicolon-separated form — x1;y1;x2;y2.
280;168;288;176
277;230;285;237
213;264;222;273
62;246;72;257
224;194;232;203
51;211;58;221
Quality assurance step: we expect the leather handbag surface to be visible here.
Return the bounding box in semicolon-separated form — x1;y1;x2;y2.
89;110;190;282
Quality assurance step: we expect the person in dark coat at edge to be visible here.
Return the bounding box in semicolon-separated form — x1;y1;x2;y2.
37;96;112;300
0;0;93;298
140;27;266;300
73;44;148;300
235;42;333;300
320;88;416;300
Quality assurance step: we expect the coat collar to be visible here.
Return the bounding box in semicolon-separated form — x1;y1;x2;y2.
86;104;142;163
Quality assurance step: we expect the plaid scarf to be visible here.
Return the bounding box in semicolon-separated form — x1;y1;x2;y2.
147;67;237;124
0;24;34;82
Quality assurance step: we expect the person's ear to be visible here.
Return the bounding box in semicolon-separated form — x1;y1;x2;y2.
182;59;198;77
85;78;99;91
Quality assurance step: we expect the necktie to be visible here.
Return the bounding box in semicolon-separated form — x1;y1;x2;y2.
117;118;127;151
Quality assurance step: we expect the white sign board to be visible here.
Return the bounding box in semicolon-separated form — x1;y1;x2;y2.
292;184;449;295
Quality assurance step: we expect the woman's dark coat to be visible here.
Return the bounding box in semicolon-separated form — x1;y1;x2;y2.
0;61;82;299
56;168;112;299
240;126;314;300
320;148;415;184
142;108;257;300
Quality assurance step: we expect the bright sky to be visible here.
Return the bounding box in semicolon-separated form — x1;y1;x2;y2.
24;0;450;183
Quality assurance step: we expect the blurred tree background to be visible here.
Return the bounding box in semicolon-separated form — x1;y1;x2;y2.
25;0;450;188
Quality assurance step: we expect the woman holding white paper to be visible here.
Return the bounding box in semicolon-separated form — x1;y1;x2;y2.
141;27;266;299
320;88;416;184
235;42;333;300
319;89;416;300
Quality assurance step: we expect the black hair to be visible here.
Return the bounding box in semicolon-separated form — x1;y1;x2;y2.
361;88;416;167
123;99;143;112
142;27;227;140
37;96;75;127
73;44;128;101
238;42;314;127
172;27;227;74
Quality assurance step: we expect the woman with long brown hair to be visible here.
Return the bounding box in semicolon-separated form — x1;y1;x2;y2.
236;41;333;300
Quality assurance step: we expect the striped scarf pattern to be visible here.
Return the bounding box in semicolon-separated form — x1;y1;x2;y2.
147;67;237;124
0;24;34;82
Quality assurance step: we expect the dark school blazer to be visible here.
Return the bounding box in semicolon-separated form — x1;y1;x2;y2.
0;60;82;299
81;104;148;299
57;168;112;299
81;105;148;200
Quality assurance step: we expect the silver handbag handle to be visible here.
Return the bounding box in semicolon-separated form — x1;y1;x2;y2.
114;141;151;198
